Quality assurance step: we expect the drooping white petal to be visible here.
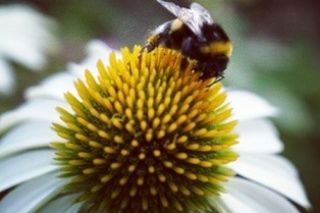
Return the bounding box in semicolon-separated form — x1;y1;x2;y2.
0;121;58;158
228;90;278;121
0;59;14;94
40;194;80;213
0;99;68;132
234;119;283;153
0;36;46;69
229;154;311;208
25;72;75;100
68;39;117;79
0;172;65;213
220;177;299;213
0;149;57;192
0;5;56;70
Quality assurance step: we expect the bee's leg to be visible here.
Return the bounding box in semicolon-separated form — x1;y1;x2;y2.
216;75;224;82
177;37;193;71
180;57;188;70
140;44;154;67
142;34;164;53
140;38;159;67
141;43;154;53
143;43;156;52
181;37;193;55
206;74;224;87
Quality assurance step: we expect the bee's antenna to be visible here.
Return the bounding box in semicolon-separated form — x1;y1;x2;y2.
207;75;224;87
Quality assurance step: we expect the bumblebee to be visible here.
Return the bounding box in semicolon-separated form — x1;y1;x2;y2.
144;0;233;81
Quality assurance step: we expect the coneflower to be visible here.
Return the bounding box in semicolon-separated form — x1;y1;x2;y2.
0;41;310;213
52;46;238;212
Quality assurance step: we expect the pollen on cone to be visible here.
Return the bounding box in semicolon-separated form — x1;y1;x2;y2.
52;46;238;212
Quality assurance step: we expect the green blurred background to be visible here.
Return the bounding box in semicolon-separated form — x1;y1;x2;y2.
0;0;319;211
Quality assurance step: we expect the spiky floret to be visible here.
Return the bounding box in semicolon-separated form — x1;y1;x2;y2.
52;46;238;213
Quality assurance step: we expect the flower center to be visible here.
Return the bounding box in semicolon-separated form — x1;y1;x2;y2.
52;46;238;212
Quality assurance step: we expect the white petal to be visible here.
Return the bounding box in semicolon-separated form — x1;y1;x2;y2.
227;90;278;121
0;99;67;132
25;72;75;100
0;5;56;70
68;39;118;79
0;172;66;213
25;40;117;101
65;204;82;213
229;154;311;208
221;177;299;213
40;194;79;213
0;59;14;94
0;121;58;158
234;119;283;153
87;40;115;57
219;193;256;213
0;149;57;192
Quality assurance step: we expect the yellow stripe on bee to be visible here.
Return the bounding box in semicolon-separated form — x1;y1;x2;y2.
201;41;233;57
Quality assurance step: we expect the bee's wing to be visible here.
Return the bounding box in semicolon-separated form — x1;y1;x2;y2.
190;3;214;24
153;20;172;35
157;0;208;38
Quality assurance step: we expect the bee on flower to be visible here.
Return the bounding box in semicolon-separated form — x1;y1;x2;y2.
0;1;311;213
